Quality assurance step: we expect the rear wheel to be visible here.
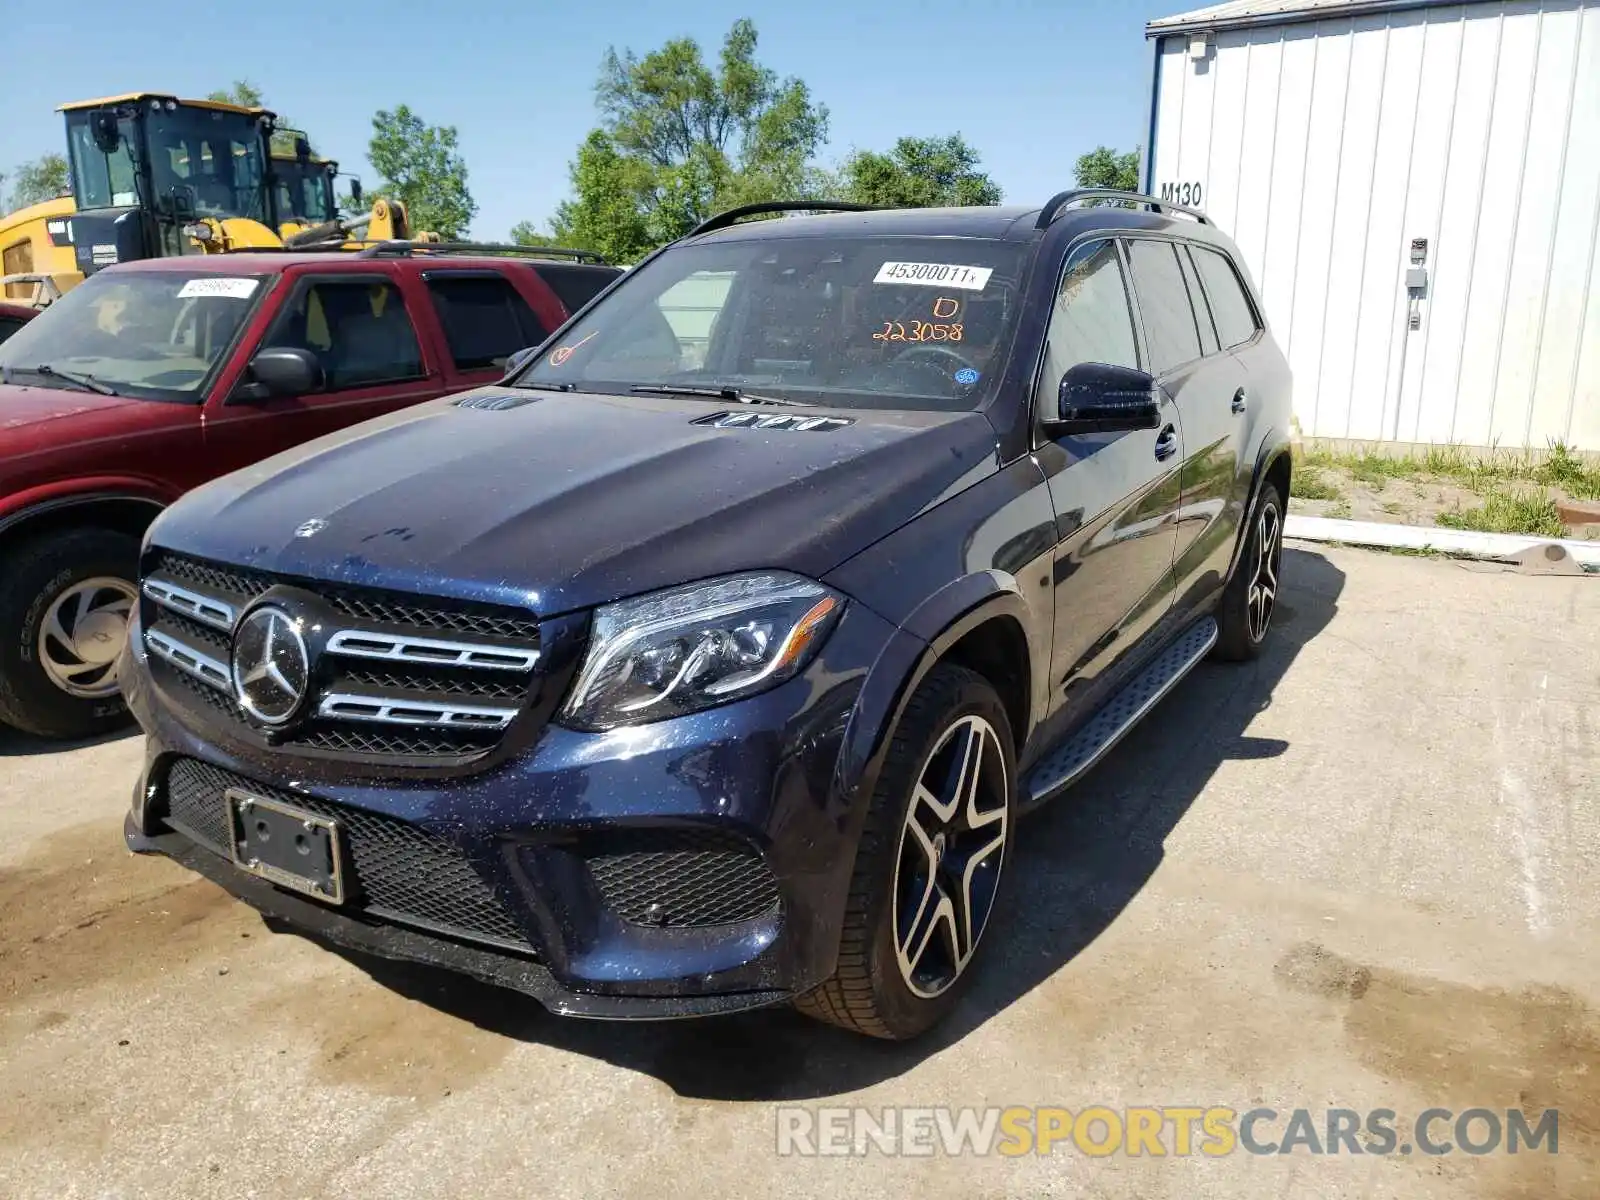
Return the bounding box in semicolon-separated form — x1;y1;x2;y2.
795;663;1015;1040
1214;483;1284;662
0;529;140;740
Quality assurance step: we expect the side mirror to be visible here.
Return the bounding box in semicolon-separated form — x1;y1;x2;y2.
247;347;323;398
89;110;122;154
349;178;364;206
1047;362;1161;433
499;342;545;381
293;135;312;163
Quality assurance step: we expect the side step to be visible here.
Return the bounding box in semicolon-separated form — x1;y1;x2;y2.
1022;616;1219;811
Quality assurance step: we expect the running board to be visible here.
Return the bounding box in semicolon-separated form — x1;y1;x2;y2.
1022;616;1219;811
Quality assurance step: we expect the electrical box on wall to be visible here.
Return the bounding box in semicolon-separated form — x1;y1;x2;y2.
1410;238;1428;265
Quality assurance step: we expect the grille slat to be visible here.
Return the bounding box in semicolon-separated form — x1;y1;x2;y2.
585;830;781;927
165;757;534;953
142;550;542;764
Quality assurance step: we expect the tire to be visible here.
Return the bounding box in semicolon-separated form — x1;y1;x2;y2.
1213;482;1285;662
0;528;141;740
795;663;1016;1040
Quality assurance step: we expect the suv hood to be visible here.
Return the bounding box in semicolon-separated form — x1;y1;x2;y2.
151;388;999;616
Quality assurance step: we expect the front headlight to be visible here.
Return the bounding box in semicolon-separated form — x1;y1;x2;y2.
558;572;845;730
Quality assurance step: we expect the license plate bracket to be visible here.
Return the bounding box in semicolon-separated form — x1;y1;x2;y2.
226;788;345;905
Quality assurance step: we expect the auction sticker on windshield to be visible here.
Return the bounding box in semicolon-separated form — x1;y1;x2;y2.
176;277;259;300
874;262;993;291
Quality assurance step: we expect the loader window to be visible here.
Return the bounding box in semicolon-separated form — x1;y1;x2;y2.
66;114;139;209
425;274;549;370
262;279;424;391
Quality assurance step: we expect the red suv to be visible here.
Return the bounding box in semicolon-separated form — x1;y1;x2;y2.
0;243;620;739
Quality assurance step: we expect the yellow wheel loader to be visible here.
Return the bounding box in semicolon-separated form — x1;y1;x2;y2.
0;93;423;305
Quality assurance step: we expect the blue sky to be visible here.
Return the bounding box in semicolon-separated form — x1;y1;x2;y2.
3;0;1187;241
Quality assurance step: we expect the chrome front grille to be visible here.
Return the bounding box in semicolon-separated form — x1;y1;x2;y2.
140;549;543;764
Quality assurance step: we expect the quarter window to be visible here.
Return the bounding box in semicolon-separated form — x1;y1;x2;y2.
263;279;423;391
1035;239;1140;415
425;274;549;370
1127;239;1203;375
1192;247;1260;350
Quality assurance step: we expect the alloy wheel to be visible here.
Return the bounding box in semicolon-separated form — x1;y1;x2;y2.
38;577;137;699
1247;502;1282;643
891;714;1010;999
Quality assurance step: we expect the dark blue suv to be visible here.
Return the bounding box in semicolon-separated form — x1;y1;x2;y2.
122;191;1293;1040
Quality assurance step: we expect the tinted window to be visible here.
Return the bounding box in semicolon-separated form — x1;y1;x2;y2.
264;279;422;391
426;274;548;370
1127;239;1202;374
532;263;620;315
521;235;1030;412
1177;245;1218;355
1036;240;1139;414
0;317;24;345
1192;247;1260;350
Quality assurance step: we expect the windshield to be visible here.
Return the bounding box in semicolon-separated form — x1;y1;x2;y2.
519;233;1031;412
67;104;268;222
275;159;336;224
0;269;265;402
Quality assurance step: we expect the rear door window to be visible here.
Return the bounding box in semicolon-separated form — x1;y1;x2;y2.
425;273;550;370
1192;247;1261;350
1126;239;1203;375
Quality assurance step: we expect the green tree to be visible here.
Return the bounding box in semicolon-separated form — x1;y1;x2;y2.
367;104;477;238
4;154;70;210
1073;146;1142;192
519;20;829;257
838;135;1001;208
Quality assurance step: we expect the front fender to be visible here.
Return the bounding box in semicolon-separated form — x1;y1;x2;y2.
833;577;1032;815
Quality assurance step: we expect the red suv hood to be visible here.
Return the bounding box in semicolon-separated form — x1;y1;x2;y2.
0;382;143;432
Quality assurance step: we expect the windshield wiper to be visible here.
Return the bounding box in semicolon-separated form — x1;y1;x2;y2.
515;381;575;392
12;364;120;397
629;384;814;407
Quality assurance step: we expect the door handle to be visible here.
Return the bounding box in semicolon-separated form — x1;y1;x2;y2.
1231;388;1248;414
1154;424;1178;462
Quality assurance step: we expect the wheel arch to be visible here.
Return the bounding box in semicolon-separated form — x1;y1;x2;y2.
0;491;166;557
1225;430;1292;585
836;573;1039;814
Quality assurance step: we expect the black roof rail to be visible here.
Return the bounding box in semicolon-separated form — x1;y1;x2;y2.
1035;188;1211;230
353;240;610;264
687;201;884;239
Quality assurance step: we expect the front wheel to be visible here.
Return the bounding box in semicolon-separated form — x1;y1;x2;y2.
1214;482;1284;662
0;529;140;740
795;663;1016;1040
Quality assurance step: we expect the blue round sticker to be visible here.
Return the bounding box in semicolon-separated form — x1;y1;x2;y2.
954;367;980;386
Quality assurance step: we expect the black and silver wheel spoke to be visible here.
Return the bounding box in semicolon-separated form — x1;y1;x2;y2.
892;715;1010;999
1247;505;1281;642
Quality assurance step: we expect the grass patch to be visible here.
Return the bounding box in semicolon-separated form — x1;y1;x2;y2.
1326;498;1353;520
1304;440;1600;499
1380;501;1404;515
1291;464;1343;501
1435;489;1567;537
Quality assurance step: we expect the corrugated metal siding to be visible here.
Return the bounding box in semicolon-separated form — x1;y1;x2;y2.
1149;0;1600;450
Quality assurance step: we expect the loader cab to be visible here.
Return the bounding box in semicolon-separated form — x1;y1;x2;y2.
272;150;339;227
60;94;274;275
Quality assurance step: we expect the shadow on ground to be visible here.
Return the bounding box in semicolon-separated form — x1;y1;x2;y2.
0;722;136;757
304;547;1346;1101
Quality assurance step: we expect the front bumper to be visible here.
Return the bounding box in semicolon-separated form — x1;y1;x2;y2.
123;599;915;1018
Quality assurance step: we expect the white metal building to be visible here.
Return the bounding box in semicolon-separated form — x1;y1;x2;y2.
1144;0;1600;451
